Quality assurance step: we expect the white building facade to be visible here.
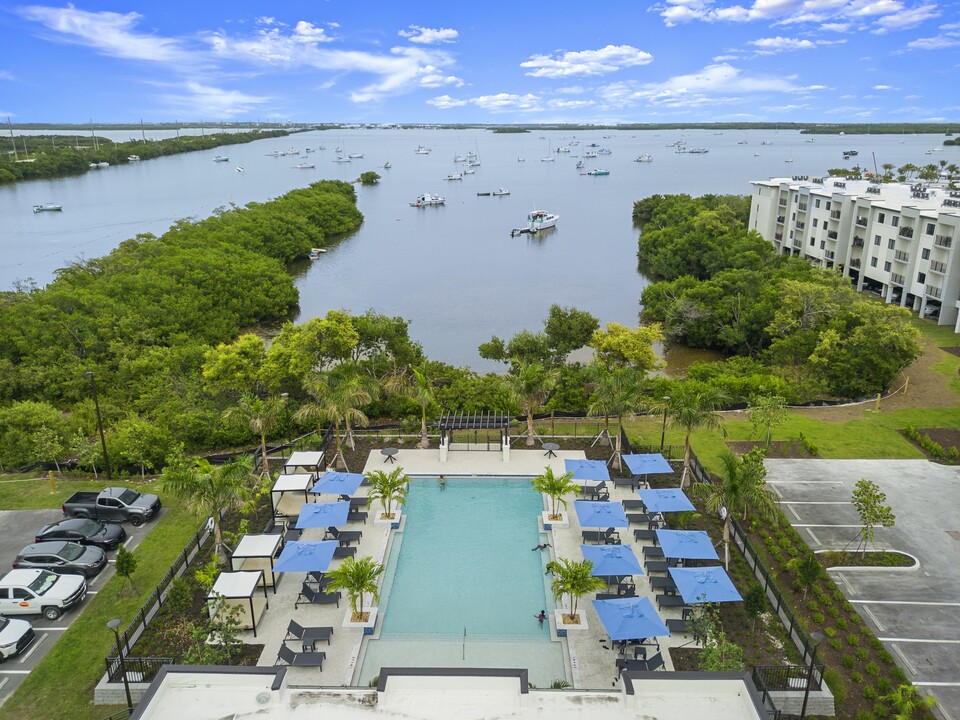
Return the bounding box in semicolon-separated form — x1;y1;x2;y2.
749;176;960;332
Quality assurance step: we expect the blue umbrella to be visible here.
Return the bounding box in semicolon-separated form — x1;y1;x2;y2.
574;500;629;528
669;566;743;604
623;453;673;477
273;541;338;573
296;500;351;529
592;596;670;641
564;459;610;482
581;544;644;577
637;488;695;513
656;529;720;561
310;471;365;497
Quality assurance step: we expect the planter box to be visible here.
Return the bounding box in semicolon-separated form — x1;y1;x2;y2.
374;508;402;528
542;511;567;529
554;609;588;637
342;606;378;635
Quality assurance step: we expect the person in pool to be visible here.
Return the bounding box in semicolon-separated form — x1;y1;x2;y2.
536;610;546;626
532;543;551;551
439;474;446;490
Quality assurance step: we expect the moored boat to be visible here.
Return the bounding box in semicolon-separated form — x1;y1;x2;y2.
213;155;229;162
410;193;445;207
527;209;558;232
127;155;141;161
293;163;315;169
33;203;63;213
348;153;364;158
492;188;510;196
633;154;653;162
586;168;610;176
383;162;392;169
444;173;463;181
414;145;431;154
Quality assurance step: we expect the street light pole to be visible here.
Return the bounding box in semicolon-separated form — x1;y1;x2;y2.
799;631;825;720
659;396;671;451
85;370;112;480
280;392;290;460
107;618;133;714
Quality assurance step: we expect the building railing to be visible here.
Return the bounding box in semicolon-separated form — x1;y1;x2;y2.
894;250;909;263
774;232;783;241
826;231;838;240
824;251;835;260
935;235;953;248
866;186;881;195
852;236;864;247
849;258;861;269
830;210;841;219
798;203;808;212
926;285;942;299
796;221;805;230
890;273;905;285
898;226;914;239
105;656;173;684
776;215;785;224
753;665;812;692
856;217;868;226
930;260;948;274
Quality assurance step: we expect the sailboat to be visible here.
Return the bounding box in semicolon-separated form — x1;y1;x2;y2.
541;139;554;162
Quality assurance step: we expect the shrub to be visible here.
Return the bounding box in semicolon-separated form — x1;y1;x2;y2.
823;667;846;704
829;638;843;651
865;661;880;676
807;600;820;612
824;627;837;638
863;684;878;700
873;700;891;717
851;671;864;684
833;588;846;602
165;575;196;613
836;618;848;630
879;650;894;665
848;634;861;646
842;655;856;669
855;710;875;720
891;667;907;682
876;678;891;694
812;612;825;624
827;606;840;618
856;648;869;661
799;431;819;456
870;637;884;651
779;536;793;549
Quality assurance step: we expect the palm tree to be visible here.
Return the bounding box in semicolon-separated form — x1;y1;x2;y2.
337;365;378;451
324;555;383;622
692;450;778;570
786;552;823;602
882;684;937;720
367;467;408;520
506;360;560;447
588;366;644;471
221;393;285;477
532;465;579;520
294;371;371;470
162;456;257;565
653;384;728;489
385;363;438;448
551;558;606;624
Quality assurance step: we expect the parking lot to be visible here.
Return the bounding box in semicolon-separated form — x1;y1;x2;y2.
0;508;162;707
765;459;960;720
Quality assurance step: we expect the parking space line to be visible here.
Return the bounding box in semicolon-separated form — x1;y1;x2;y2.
788;505;801;522
780;501;851;504
87;591;98;595
89;573;103;586
0;671;29;675
862;605;884;632
792;524;862;528
880;638;960;644
18;633;46;663
851;600;960;606
915;683;960;687
892;644;918;675
0;677;7;693
36;627;68;631
767;480;845;484
805;528;822;547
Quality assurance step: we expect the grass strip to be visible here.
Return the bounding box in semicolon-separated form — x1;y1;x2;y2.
0;475;160;511
0;506;197;720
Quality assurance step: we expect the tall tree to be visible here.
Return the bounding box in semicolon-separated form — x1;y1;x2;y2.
367;467;408;520
222;393;285;477
587;366;645;470
747;394;788;448
531;465;579;521
851;478;896;558
385;363;438;449
506;360;560;447
294;371;371;470
654;383;728;488
550;558;606;624
691;449;778;569
162;456;257;565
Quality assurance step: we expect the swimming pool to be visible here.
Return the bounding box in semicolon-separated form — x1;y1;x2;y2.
357;476;567;686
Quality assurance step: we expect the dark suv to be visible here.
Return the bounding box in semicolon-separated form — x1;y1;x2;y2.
35;518;126;551
13;541;107;578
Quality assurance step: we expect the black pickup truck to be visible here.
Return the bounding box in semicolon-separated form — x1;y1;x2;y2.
62;487;161;526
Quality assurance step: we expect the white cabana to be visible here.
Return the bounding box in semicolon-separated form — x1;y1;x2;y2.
271;473;315;517
208;570;269;636
284;451;324;475
230;534;282;592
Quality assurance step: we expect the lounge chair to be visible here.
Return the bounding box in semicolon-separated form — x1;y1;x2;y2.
633;529;658;543
645;560;669;575
613;476;643;491
295;583;340;609
284;620;333;650
656;594;688;610
333;546;357;559
582;481;610;501
666;618;691;635
325;527;363;545
276;643;325;668
581;527;621;545
348;511;368;524
648;576;677;592
306;571;332;589
621;499;646;511
626;512;655;525
642;546;664;558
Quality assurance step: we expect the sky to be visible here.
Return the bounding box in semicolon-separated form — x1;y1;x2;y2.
1;0;958;124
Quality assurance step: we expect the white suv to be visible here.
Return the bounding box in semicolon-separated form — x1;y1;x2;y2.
0;569;87;621
0;615;35;660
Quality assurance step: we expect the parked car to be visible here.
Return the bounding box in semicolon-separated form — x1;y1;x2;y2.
13;541;107;578
0;614;35;661
62;487;161;526
0;569;87;621
35;518;127;551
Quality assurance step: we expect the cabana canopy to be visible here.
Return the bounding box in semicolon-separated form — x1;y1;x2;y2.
656;529;720;561
284;451;324;474
592;596;670;641
669;566;743;604
296;500;351;529
574;500;629;528
208;570;268;636
273;541;338;573
230;534;282;591
623;453;674;477
270;473;314;517
637;488;696;514
436;410;513;430
311;471;365;497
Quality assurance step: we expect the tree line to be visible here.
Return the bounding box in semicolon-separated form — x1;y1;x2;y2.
0;129;290;184
634;193;922;401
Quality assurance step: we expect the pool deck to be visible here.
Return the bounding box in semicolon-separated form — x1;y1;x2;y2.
237;448;694;689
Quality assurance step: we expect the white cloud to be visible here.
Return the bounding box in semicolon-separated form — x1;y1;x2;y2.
820;21;852;31
157;80;270;117
556;85;587;94
873;3;939;31
749;36;817;52
426;95;468;109
520;45;653;78
292;21;333;44
547;99;596;109
713;53;740;60
427;92;543;113
398;25;459;44
0;69;14;80
18;5;192;64
907;32;960;48
872;83;896;89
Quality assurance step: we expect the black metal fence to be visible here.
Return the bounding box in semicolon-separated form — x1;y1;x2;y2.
752;667;790;719
105;655;173;684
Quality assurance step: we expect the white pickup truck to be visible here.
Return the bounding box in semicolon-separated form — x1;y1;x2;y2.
0;569;87;621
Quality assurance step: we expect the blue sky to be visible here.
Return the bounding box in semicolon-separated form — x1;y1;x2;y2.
1;0;958;123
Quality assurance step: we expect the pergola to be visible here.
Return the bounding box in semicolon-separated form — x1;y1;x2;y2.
436;411;513;460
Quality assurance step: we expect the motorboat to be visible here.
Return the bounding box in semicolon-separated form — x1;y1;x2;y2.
576;160;584;168
527;209;558;232
127;155;141;161
33;204;63;213
586;168;610;176
555;146;570;153
410;193;445;207
633;155;653;162
843;150;859;156
468;160;480;167
213;155;229;162
333;157;351;163
492;188;510;196
597;148;612;155
444;173;463;181
454;155;466;162
584;151;597;158
414;145;431;154
463;168;475;174
541;156;555;162
293;163;316;169
383;162;392;169
311;247;328;254
235;166;245;173
88;161;110;168
348;153;364;158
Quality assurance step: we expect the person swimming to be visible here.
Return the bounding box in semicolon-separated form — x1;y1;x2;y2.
532;543;551;551
536;610;546;626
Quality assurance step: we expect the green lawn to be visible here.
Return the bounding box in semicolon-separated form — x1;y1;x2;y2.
0;506;199;720
0;474;161;510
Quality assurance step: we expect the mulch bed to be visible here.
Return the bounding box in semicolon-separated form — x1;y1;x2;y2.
897;427;960;464
940;346;960;358
727;440;817;459
819;551;915;568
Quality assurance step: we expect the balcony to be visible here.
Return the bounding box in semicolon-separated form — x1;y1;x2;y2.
827;231;838;240
930;260;948;274
853;236;864;247
935;235;953;249
926;285;942;299
830;210;842;220
899;227;914;239
776;215;785;224
866;186;881;195
890;273;906;286
796;221;806;230
894;250;910;263
778;200;788;208
850;258;861;269
774;232;783;241
825;250;835;260
793;240;802;249
798;203;808;212
856;217;868;227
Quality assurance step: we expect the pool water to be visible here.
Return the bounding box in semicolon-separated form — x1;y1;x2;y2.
357;476;567;685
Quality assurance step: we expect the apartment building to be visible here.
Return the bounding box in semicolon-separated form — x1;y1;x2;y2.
749;176;960;332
